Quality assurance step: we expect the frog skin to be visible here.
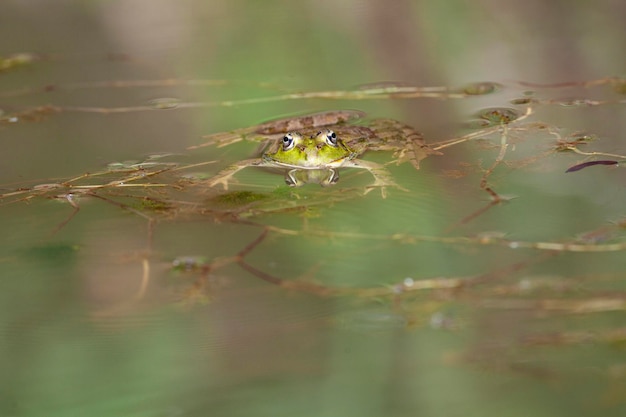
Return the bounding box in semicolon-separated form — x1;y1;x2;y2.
198;110;436;197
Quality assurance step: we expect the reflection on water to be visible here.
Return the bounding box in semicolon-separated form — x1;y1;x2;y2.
3;1;626;416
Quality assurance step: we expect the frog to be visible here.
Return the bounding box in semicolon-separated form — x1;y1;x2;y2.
192;110;437;197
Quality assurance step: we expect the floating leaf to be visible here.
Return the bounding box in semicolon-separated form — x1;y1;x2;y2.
510;97;536;105
476;107;520;126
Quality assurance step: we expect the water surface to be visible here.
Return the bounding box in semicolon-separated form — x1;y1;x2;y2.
2;1;626;416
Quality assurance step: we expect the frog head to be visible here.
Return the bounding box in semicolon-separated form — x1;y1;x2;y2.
262;129;355;169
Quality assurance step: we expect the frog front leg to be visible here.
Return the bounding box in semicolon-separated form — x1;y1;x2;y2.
204;158;264;190
343;160;407;198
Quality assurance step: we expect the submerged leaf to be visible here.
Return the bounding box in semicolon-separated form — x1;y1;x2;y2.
565;160;618;173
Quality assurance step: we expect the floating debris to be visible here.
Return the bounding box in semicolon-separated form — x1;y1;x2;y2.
463;81;502;95
565;160;618;173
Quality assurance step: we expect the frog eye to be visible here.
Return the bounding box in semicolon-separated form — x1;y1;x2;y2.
324;130;338;147
282;133;296;151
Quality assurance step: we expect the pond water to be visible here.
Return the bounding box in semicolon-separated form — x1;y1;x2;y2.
2;1;626;416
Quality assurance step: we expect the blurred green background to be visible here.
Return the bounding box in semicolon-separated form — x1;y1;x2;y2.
2;1;626;416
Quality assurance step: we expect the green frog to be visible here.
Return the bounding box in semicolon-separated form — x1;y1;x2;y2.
193;110;436;197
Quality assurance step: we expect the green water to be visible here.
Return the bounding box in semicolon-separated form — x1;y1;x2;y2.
2;1;626;416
